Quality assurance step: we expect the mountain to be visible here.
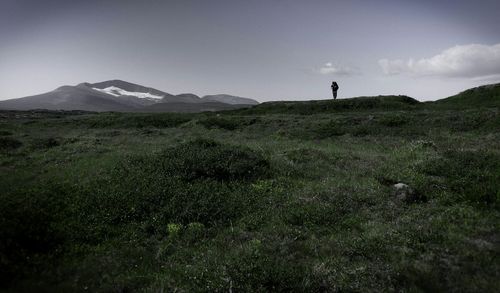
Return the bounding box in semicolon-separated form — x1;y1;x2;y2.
202;94;259;105
89;80;168;96
434;83;500;107
172;93;203;103
0;84;137;112
0;80;259;112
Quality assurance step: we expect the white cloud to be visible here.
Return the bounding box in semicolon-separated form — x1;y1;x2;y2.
379;43;500;79
378;59;408;75
317;62;359;75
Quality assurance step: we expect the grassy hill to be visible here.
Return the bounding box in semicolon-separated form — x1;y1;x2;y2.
434;83;500;107
227;84;500;115
229;95;421;115
0;89;499;291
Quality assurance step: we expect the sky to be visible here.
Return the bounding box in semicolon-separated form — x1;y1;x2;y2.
1;0;500;102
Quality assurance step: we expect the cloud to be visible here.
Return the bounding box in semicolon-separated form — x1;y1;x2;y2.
317;62;359;75
379;43;500;79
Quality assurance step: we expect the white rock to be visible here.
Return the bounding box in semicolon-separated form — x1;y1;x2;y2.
393;183;409;190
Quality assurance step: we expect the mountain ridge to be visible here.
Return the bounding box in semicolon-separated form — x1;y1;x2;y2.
0;80;259;112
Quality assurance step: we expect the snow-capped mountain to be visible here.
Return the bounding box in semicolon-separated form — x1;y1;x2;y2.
0;80;259;112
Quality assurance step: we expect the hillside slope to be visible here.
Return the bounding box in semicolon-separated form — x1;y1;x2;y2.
435;83;500;107
229;95;421;115
0;84;138;112
202;94;260;105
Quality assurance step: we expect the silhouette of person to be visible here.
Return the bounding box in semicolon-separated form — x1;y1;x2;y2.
331;81;339;99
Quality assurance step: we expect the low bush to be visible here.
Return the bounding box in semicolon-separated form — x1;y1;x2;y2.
67;139;271;239
31;137;60;149
52;176;248;243
198;116;239;130
169;236;326;291
284;148;336;178
0;137;22;150
0;130;13;136
314;120;346;138
160;138;271;181
85;113;191;128
314;120;378;138
285;148;331;165
421;150;500;207
0;184;69;285
378;114;409;127
198;116;259;130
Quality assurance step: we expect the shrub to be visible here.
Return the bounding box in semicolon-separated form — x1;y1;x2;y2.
167;223;182;238
68;139;270;236
0;130;13;136
85;113;191;128
70;175;248;240
285;148;331;165
284;148;336;178
31;137;60;149
311;118;384;138
285;201;336;226
172;237;327;291
314;121;346;138
0;184;68;285
351;124;375;136
198;116;259;131
0;137;22;150
379;114;409;127
185;222;205;241
198;117;239;130
160;138;271;181
421;150;500;207
163;222;205;241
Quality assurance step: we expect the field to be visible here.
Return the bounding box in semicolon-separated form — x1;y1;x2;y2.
1;97;499;291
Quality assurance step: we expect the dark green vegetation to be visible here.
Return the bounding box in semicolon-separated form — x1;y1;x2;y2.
435;83;500;108
231;95;421;115
1;90;499;292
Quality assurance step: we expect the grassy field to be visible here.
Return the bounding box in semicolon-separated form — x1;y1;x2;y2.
1;97;499;291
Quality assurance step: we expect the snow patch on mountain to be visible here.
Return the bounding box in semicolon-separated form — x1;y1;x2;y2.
92;86;164;100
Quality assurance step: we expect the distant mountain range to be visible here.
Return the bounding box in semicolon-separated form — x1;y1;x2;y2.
0;80;259;112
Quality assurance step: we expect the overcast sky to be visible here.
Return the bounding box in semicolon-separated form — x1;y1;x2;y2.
1;0;499;101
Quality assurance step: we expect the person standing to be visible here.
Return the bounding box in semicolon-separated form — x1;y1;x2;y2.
331;81;339;99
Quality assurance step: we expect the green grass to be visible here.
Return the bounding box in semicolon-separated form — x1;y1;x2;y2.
0;104;499;292
435;83;500;108
229;95;421;115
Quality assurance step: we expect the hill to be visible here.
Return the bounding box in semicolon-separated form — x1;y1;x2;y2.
228;95;421;115
202;94;260;105
434;83;500;107
225;82;500;115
